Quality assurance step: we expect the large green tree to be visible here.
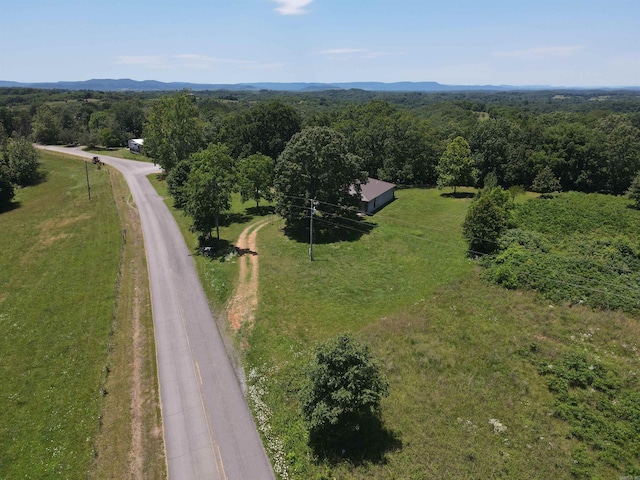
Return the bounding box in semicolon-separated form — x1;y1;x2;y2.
5;137;41;186
462;187;512;255
182;143;236;244
223;100;301;160
143;91;205;173
274;126;366;230
237;153;274;208
437;136;477;193
301;334;389;446
31;105;61;144
166;159;193;209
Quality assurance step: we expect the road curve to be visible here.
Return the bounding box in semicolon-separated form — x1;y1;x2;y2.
39;146;274;480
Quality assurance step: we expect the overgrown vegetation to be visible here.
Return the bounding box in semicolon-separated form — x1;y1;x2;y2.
482;192;640;312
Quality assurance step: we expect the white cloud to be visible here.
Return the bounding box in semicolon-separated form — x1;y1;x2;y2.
115;55;171;69
494;45;585;59
318;48;368;55
272;0;313;15
115;54;286;72
115;54;252;70
317;48;405;60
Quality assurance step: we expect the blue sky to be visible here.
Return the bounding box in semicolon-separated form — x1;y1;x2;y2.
1;0;639;86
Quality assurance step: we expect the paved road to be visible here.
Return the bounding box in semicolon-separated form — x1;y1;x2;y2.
39;146;274;480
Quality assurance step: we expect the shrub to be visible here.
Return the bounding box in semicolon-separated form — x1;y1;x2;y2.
462;187;512;255
300;334;388;447
6;137;42;186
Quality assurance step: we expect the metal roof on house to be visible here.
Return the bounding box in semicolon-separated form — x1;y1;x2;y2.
354;178;396;202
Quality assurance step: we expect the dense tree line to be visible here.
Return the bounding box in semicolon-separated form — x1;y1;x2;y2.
1;87;640;206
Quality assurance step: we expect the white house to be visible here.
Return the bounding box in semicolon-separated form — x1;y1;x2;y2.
351;177;396;214
128;138;144;154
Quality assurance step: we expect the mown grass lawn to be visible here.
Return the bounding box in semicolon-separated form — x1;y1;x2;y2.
0;152;121;478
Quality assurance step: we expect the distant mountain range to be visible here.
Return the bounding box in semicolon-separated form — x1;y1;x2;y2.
0;78;638;92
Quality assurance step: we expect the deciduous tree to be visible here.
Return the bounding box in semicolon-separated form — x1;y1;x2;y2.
437;136;477;193
462;187;512;255
301;334;389;445
143;91;205;173
237;153;274;208
182;144;236;244
5;137;41;186
274;126;366;230
532;166;562;197
31;105;61;144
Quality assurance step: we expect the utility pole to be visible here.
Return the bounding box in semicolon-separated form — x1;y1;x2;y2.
85;161;91;200
309;199;317;261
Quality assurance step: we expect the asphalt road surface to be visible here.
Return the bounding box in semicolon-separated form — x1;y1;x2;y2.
39;146;275;480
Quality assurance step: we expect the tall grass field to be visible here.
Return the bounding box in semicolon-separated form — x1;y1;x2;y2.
0;152;121;478
156;182;640;479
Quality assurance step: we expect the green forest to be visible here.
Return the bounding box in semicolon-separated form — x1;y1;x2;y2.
2;87;640;197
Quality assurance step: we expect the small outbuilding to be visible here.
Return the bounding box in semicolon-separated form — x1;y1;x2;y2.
351;177;396;214
128;138;144;154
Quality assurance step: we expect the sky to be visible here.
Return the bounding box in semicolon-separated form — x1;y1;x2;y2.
1;0;639;87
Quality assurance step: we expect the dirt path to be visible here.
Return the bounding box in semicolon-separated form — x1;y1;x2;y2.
226;220;270;331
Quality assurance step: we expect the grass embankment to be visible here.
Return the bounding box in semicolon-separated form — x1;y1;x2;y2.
90;165;165;478
0;151;164;479
153;182;640;479
85;147;153;163
0;152;121;477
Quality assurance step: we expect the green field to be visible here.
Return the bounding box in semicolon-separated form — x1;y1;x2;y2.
155;183;640;479
0;152;122;478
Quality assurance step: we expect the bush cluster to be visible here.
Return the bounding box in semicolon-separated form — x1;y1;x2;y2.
535;352;640;476
480;192;640;312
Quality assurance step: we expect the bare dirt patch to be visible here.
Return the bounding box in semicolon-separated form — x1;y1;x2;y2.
226;220;270;332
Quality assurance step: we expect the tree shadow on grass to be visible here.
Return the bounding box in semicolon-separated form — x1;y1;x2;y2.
309;415;402;466
284;217;377;244
195;238;235;261
244;205;275;217
218;212;252;227
440;191;476;199
0;200;20;214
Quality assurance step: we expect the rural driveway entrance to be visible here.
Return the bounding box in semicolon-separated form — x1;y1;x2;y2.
38;146;274;480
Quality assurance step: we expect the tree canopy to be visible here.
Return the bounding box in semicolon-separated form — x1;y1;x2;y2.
237;153;274;208
143;91;205;173
301;334;389;445
4;137;41;186
221;100;302;160
437;136;477;193
274;126;366;231
462;187;512;255
182;143;236;243
532;166;562;197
